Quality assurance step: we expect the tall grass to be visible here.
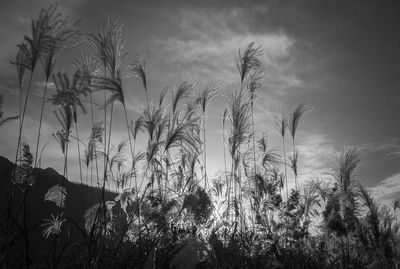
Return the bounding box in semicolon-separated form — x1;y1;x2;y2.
2;6;400;269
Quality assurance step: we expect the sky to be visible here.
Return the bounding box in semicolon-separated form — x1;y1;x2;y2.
1;0;400;206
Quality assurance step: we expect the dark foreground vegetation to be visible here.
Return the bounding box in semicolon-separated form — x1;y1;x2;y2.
1;5;399;269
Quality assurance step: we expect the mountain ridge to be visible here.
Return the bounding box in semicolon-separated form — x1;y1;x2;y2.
0;155;117;263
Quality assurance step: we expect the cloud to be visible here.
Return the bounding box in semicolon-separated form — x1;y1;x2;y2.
152;6;298;93
371;173;400;207
385;150;400;158
357;138;400;155
16;15;30;25
360;139;400;162
295;134;338;187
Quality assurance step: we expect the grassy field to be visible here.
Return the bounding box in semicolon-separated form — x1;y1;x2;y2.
1;5;399;269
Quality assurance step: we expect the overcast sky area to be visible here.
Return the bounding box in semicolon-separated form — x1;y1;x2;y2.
1;0;400;206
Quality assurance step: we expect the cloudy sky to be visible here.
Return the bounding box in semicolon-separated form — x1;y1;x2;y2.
1;0;400;205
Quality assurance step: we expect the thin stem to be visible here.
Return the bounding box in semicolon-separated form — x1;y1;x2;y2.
102;88;107;233
223;120;230;223
8;72;34;227
251;103;257;191
14;72;34;181
89;90;100;204
123;105;135;193
293;139;298;191
32;78;49;200
282;137;288;200
132;138;137;190
18;80;23;171
203;113;207;190
145;91;150;112
34;79;49;168
107;103;114;167
75;119;84;210
123;104;141;243
60;140;69;214
233;157;236;226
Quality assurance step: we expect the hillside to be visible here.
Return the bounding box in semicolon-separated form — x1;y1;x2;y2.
0;156;117;263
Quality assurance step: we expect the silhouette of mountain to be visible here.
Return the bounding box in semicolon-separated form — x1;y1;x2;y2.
0;155;117;263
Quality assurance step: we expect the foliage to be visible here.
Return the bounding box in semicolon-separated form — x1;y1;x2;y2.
44;184;67;208
183;188;213;225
